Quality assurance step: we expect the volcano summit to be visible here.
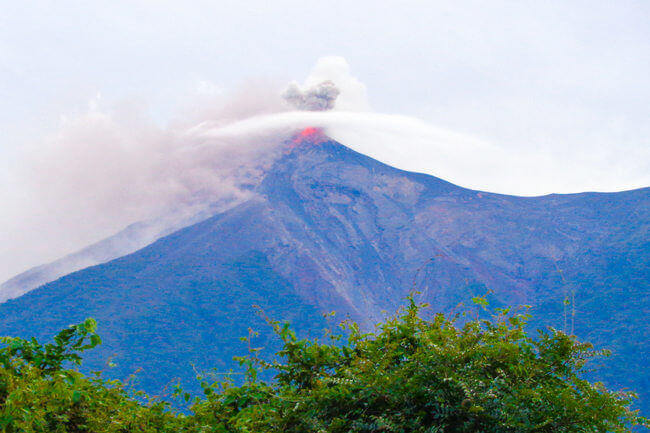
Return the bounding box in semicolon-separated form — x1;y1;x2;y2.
0;132;648;410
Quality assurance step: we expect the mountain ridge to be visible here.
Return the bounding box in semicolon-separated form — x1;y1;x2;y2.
0;134;648;411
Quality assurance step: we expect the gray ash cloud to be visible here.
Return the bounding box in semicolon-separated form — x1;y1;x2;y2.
282;80;340;111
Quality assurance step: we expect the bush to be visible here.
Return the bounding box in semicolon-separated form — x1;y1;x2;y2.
0;319;182;432
1;297;647;432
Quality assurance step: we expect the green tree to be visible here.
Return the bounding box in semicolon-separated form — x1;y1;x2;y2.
189;297;648;432
0;319;182;432
1;297;647;432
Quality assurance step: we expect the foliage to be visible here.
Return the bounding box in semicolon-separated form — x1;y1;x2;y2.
1;299;647;432
0;319;182;432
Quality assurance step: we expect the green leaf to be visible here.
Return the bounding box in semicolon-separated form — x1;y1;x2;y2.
72;390;83;403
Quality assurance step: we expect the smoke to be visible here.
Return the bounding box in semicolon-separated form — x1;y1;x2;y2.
1;56;648;286
282;80;340;111
0;90;286;283
282;56;369;112
0;57;373;283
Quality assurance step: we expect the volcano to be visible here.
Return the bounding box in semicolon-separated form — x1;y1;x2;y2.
0;133;648;411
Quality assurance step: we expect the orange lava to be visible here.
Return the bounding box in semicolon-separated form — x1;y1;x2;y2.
286;127;327;152
298;127;320;138
293;126;324;143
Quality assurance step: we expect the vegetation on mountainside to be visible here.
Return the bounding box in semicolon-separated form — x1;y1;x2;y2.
0;296;647;432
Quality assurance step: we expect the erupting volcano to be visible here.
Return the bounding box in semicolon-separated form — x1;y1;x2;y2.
293;127;326;143
1;133;648;412
287;127;329;152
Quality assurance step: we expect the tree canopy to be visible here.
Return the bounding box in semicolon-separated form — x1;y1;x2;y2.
0;297;647;432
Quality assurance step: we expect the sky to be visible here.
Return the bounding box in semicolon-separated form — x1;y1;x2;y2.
1;0;649;280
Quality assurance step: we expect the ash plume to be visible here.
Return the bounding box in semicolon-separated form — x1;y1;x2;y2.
0;57;367;284
3;55;646;289
282;80;340;111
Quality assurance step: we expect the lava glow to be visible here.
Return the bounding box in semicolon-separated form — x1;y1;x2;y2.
296;127;320;140
290;126;326;146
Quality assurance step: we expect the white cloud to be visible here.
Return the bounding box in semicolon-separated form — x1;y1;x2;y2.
197;108;649;196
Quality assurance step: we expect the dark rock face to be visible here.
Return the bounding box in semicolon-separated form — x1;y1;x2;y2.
0;136;648;410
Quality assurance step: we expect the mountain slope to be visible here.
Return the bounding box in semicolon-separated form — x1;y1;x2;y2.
0;134;648;409
0;200;239;302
